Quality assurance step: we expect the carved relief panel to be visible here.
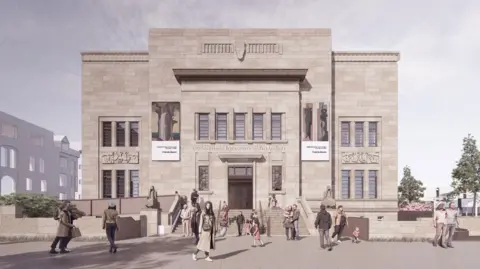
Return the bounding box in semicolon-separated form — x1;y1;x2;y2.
101;152;139;164
341;152;380;164
303;103;313;141
317;102;329;142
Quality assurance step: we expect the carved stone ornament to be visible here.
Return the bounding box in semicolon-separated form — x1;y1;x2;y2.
341;152;380;164
321;185;336;209
101;152;139;164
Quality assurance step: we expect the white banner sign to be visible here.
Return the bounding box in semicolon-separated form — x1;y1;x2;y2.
301;141;329;161
152;141;180;161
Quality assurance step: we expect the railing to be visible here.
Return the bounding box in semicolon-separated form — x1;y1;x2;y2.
169;195;184;233
297;197;316;235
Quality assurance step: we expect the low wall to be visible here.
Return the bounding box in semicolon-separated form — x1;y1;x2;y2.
0;205;169;241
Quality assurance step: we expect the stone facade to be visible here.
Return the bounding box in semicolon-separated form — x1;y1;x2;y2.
81;28;399;212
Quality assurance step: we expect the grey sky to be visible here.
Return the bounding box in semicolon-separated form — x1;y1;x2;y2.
0;0;478;196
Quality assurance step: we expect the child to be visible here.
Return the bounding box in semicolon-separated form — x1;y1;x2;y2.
243;219;251;236
251;220;265;247
352;227;360;243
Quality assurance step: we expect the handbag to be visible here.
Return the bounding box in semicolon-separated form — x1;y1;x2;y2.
72;227;82;238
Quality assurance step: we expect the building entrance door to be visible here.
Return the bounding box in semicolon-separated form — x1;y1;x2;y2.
227;166;253;209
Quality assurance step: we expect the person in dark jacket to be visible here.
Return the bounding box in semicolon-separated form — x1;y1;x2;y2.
236;211;245;236
191;203;202;244
314;204;333;251
191;189;199;205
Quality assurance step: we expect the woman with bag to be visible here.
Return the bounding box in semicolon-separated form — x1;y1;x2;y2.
102;202;119;253
191;203;202;244
56;202;75;254
192;201;216;262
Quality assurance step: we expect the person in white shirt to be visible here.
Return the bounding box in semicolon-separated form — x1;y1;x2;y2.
444;202;459;248
181;204;191;237
432;203;447;247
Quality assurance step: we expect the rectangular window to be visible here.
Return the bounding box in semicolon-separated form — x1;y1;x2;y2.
198;113;210;140
102;170;112;198
129;121;139;147
355;122;364;147
234;113;245;140
271;113;282;140
341;122;350;147
271;165;283;191
0;123;17;139
215;113;228;140
116;170;125;198
9;148;16;169
341;170;350;199
60;157;67;168
29;157;35;172
129;170;140;197
0;146;7;167
253;113;264;140
354;170;364;199
26;178;32;191
41;180;47;192
39;158;45;173
116;122;126;147
32;136;44;147
102;122;112;147
59;174;67;187
368;122;378;147
368;170;378;198
198;166;209;191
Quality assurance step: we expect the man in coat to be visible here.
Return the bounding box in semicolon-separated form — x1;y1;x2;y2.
292;204;301;240
314;204;333;251
236;211;245;236
51;201;75;254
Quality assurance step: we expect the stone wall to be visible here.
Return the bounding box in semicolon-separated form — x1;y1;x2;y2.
0;206;164;240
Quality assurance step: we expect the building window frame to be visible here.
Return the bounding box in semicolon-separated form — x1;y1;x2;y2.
39;158;45;173
101;121;112;147
354;170;364;199
59;174;67;187
129;170;140;197
41;180;47;192
29;157;35;172
116;170;125;198
215;113;228;140
198;165;210;191
252;113;264;140
198;113;210;140
341;122;350;147
102;170;112;198
234;113;246;140
129;121;139;147
0;123;18;139
368;170;378;199
341;170;350;199
368;122;378;147
354;122;364;147
271;113;282;140
26;178;32;191
115;121;126;147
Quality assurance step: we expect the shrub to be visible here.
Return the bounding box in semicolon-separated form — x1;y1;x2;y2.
0;193;85;218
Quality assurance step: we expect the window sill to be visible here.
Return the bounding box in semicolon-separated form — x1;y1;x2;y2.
196;140;288;144
198;191;214;195
269;190;286;195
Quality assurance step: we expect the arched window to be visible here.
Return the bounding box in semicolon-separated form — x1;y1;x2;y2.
1;175;15;195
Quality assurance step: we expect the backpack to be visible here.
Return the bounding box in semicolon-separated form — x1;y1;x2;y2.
202;215;213;231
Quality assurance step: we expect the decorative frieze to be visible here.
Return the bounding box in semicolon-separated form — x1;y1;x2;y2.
101;152;139;164
201;43;233;54
200;43;282;55
341;152;380;164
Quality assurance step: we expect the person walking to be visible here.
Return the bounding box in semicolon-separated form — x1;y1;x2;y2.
315;204;333;251
292;204;300;240
49;201;71;254
445;202;459;248
181;204;191;237
218;201;229;237
55;202;75;254
433;203;447;247
236;211;245;236
191;189;199;205
103;202;119;253
192;201;216;262
251;219;265;247
191;203;202;244
331;205;348;244
283;206;294;240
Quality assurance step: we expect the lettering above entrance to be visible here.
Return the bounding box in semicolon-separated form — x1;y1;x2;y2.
341;152;380;164
101;152;139;164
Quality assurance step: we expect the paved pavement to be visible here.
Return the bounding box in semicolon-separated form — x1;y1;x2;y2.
0;236;478;269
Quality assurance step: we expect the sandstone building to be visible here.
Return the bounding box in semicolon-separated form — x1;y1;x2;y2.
81;28;399;215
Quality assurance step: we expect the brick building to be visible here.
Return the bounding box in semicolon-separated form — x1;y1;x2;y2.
81;28;399;215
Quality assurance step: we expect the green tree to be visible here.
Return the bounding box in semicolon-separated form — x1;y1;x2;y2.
398;166;426;205
452;134;480;216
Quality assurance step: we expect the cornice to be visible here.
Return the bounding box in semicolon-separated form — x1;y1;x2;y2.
333;51;400;62
81;51;149;62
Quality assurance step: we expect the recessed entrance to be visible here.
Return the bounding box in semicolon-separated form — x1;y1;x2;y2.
228;166;253;209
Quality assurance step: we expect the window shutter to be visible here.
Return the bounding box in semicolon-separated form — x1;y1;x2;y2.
253;113;264;140
234;113;245;140
198;114;209;140
216;113;228;140
271;113;282;140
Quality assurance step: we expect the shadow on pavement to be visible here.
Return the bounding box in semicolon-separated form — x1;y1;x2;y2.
213;249;249;260
0;237;197;269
